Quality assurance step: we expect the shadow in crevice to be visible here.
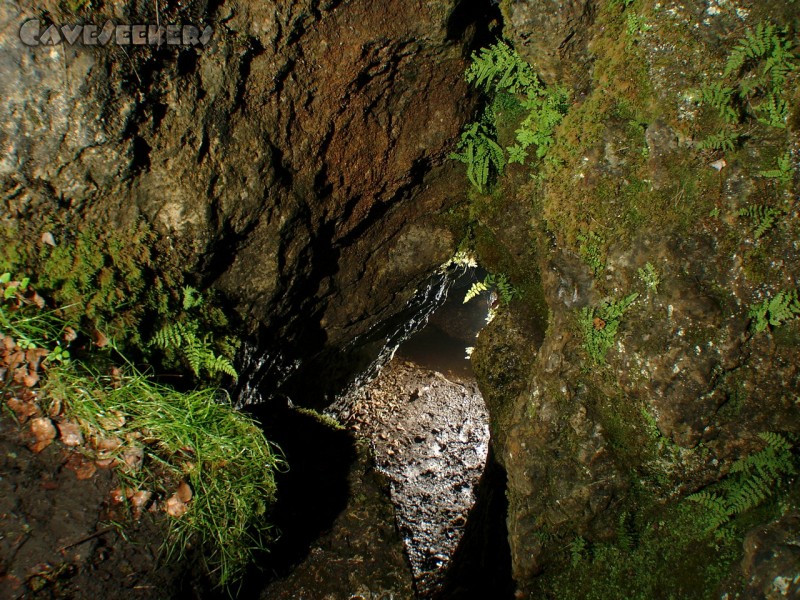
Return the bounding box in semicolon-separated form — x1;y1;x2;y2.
435;447;514;600
244;402;356;581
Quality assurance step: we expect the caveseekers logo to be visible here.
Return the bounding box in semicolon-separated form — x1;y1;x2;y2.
19;19;213;47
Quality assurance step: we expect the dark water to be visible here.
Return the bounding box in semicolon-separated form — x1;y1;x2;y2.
396;269;491;382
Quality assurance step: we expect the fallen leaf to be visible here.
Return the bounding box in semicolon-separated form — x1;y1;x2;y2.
29;291;46;309
176;481;193;503
109;488;126;505
91;329;108;348
28;417;56;453
62;327;78;343
95;436;122;456
22;371;39;388
122;446;144;471
57;421;83;447
7;397;41;422
165;495;188;518
41;231;56;246
97;411;125;431
64;453;97;479
130;490;152;518
48;398;63;418
95;457;116;469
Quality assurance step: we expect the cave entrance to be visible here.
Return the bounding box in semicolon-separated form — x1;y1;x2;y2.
327;266;513;598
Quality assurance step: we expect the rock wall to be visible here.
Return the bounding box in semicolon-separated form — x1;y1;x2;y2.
472;0;800;596
0;0;491;354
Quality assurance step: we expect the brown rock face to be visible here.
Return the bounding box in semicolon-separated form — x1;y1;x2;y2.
499;0;596;86
0;0;490;351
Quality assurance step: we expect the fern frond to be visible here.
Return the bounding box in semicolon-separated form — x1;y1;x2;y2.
182;286;204;310
754;93;788;128
688;491;730;530
451;118;506;192
465;41;540;97
204;353;239;380
697;129;739;152
699;83;739;124
152;322;186;350
758;431;793;454
749;289;800;332
183;332;203;377
464;281;488;304
759;151;794;185
737;205;783;240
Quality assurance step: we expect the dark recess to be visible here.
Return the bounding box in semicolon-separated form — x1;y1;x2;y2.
446;0;502;47
436;448;514;600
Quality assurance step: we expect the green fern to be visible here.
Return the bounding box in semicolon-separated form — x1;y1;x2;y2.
698;82;739;124
687;491;731;530
689;433;795;533
724;23;796;81
182;286;204;310
748;289;800;333
463;280;488;304
737;204;784;239
464;273;518;305
697;129;740;152
759;150;794;185
450;119;506;192
460;41;569;167
465;40;541;97
569;536;587;567
513;87;570;160
579;292;639;364
577;230;605;277
755;92;789;128
152;321;238;380
637;262;660;295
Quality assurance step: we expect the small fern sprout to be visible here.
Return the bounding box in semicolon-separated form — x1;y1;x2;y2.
748;289;800;332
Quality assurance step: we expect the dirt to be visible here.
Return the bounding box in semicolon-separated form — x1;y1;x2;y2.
0;402;420;600
329;360;490;598
0;413;202;600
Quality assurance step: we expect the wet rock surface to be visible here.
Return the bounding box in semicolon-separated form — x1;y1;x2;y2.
330;360;490;597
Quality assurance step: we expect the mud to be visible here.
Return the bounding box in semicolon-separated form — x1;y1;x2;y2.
0;414;205;600
329;360;490;597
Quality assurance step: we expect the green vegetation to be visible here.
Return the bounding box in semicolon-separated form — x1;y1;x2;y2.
450;117;506;192
451;41;569;191
577;230;605;277
1;264;280;588
749;289;800;332
698;23;797;133
696;128;739;151
547;433;798;599
689;432;795;533
1;220;239;386
44;366;281;586
579;293;639;364
737;204;784;240
463;272;518;305
151;287;238;381
636;262;660;295
760;150;795;185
